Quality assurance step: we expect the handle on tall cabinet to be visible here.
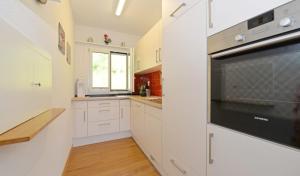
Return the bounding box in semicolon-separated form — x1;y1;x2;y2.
170;159;187;175
170;3;186;17
208;0;214;28
209;133;214;164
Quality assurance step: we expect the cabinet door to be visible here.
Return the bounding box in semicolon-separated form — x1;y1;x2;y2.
162;0;200;28
162;2;207;176
145;106;162;169
154;20;162;64
207;124;300;176
207;0;293;36
120;100;131;131
73;108;88;138
131;101;145;145
135;40;144;72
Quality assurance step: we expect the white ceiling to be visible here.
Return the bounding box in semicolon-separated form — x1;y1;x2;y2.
70;0;162;36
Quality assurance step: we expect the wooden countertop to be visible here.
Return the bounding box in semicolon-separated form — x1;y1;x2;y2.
130;96;162;109
72;96;130;101
72;95;162;109
0;108;65;146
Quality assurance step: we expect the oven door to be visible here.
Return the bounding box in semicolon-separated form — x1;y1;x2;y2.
210;32;300;149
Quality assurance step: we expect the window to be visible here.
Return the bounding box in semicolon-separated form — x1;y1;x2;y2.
91;52;109;88
111;52;128;90
90;51;130;92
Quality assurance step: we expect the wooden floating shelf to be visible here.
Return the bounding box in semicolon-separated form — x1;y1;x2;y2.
0;108;65;146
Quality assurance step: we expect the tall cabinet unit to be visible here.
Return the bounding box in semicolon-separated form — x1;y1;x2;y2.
162;1;207;176
206;0;293;36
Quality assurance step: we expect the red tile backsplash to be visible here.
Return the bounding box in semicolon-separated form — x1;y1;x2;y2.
134;71;162;96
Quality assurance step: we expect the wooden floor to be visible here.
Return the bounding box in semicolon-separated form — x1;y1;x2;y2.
63;138;160;176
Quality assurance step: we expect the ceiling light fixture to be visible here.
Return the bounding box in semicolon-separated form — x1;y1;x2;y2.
115;0;126;16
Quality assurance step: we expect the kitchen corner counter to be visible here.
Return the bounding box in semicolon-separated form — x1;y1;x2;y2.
72;96;130;101
72;95;162;109
130;96;162;109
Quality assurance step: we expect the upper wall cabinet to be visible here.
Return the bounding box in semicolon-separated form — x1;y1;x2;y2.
207;0;293;36
135;20;162;73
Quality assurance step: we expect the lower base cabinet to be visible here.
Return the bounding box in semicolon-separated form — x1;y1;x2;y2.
207;124;300;176
131;100;163;173
88;119;119;136
73;102;88;138
145;105;163;171
73;99;131;139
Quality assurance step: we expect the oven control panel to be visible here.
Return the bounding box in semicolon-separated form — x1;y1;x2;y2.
208;0;300;54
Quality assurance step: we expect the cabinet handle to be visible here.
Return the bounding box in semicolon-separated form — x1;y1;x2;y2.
98;103;110;106
121;108;124;119
31;82;41;87
83;111;86;122
155;49;158;63
159;48;162;62
170;3;186;17
208;0;213;28
98;122;111;126
170;159;187;175
150;155;156;162
209;133;214;164
99;110;110;113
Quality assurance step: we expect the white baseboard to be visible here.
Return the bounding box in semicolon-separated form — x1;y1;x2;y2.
72;131;132;147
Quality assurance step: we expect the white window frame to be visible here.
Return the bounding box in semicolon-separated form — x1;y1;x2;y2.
88;47;132;95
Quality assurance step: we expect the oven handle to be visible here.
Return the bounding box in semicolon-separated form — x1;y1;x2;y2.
210;30;300;59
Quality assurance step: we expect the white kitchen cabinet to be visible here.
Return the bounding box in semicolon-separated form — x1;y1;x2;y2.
207;0;293;36
145;105;163;171
131;100;145;146
120;100;131;131
87;100;120;136
162;1;207;176
162;0;201;28
207;124;300;176
73;102;88;138
135;20;162;73
87;100;119;122
88;120;119;136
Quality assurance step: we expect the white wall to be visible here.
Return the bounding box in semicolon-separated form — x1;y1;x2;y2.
75;25;141;48
0;0;74;176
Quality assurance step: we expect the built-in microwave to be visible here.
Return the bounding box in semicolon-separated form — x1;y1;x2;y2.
208;0;300;149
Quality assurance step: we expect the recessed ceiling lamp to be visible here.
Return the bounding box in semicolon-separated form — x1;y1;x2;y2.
115;0;126;16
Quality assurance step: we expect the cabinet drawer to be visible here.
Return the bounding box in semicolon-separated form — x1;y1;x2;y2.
72;101;87;109
88;100;119;108
88;120;119;136
88;106;119;122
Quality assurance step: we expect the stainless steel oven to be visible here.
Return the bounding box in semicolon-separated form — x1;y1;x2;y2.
208;0;300;149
